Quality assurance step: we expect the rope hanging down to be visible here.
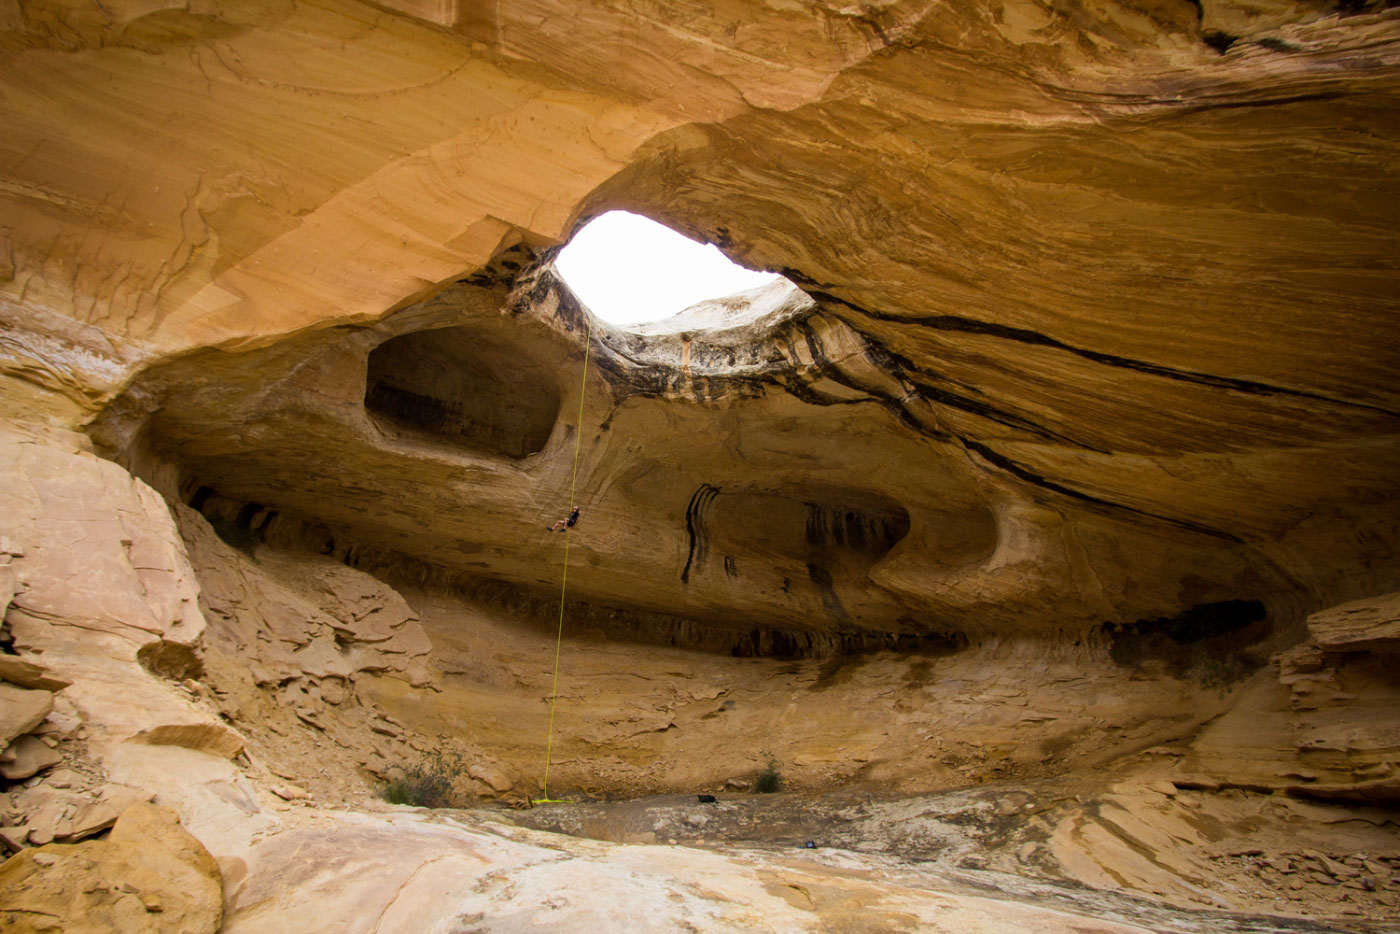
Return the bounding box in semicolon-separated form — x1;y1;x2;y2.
537;321;592;804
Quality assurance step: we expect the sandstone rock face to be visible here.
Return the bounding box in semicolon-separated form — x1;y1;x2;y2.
168;499;461;801
0;659;70;694
0;429;239;756
178;500;435;689
0;803;222;934
0;0;1398;931
0;0;1392;645
1302;591;1400;655
1152;590;1400;798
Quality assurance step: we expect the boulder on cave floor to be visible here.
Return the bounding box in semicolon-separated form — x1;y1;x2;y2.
0;684;53;747
0;802;222;933
9;783;155;848
0;735;62;781
0;657;70;693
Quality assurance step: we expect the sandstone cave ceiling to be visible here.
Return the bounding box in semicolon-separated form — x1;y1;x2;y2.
9;8;1400;925
1;0;1396;653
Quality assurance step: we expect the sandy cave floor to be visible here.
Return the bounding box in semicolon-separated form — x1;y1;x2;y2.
362;787;1400;934
166;529;1400;931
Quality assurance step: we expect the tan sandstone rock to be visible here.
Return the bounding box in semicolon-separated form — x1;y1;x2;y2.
0;657;70;693
1306;593;1400;655
0;802;222;934
0;736;62;781
0;685;52;747
0;2;1397;931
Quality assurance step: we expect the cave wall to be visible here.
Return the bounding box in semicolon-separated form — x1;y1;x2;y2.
2;0;1396;641
1;2;1399;928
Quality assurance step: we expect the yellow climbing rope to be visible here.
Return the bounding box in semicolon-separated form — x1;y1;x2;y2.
537;321;591;804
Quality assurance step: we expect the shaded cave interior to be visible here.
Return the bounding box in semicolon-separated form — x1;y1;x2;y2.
120;220;1281;674
365;325;562;459
177;466;1276;671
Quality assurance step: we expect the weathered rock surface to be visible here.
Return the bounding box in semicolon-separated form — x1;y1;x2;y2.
0;429;244;759
1304;592;1400;655
0;1;1397;931
221;807;1171;934
0;658;71;693
1163;592;1400;789
178;501;435;691
0;736;62;781
0;802;222;934
0;0;1393;645
12;783;155;847
0;685;51;748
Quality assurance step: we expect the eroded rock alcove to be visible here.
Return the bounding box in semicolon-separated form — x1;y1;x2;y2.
1;1;1398;932
365;326;562;459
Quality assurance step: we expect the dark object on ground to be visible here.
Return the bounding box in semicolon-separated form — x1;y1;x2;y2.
802;840;817;849
697;794;717;804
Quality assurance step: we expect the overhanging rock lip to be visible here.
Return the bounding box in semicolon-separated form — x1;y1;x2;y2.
622;278;815;338
530;267;819;388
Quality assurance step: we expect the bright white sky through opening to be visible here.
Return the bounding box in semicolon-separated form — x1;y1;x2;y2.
553;211;782;326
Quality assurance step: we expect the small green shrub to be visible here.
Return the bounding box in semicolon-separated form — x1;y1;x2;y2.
380;751;464;808
754;750;782;794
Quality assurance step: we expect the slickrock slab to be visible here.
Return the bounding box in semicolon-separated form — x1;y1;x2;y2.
220;812;1160;934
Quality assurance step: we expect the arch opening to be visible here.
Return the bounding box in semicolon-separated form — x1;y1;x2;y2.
552;210;800;330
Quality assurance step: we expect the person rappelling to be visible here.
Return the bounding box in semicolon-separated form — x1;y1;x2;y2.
547;505;580;533
538;321;592;804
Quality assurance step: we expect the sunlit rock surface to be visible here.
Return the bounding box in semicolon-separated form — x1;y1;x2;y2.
1;0;1398;931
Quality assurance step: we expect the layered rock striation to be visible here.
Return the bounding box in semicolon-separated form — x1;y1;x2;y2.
0;0;1398;931
2;0;1396;647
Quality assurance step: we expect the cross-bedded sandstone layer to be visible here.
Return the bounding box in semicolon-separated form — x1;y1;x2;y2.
6;0;1382;648
1;1;1398;931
